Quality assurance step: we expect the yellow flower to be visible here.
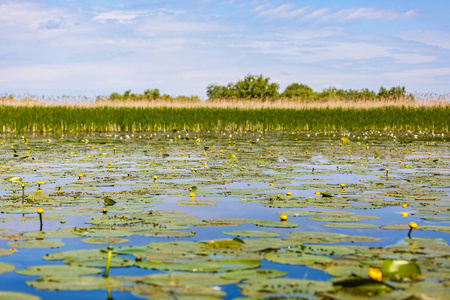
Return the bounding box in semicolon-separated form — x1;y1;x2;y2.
401;203;407;208
315;192;321;196
36;208;44;214
401;212;408;217
340;184;346;188
286;192;292;197
409;222;418;229
359;179;364;182
280;214;288;221
269;183;274;187
368;267;382;282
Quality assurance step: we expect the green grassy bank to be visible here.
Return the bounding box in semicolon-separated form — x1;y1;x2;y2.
0;105;448;133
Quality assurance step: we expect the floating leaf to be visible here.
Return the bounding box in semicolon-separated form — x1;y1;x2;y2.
82;237;129;244
322;223;379;229
4;176;22;182
223;230;280;238
103;197;116;206
238;278;332;297
380;260;421;281
0;262;14;274
8;240;64;249
27;276;122;291
0;291;41;300
143;272;239;287
16;265;102;276
254;221;298;228
265;251;333;265
220;269;287;281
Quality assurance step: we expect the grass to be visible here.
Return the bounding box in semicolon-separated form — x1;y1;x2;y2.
0;95;448;133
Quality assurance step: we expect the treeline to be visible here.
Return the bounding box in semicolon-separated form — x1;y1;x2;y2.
100;74;414;102
102;89;200;102
207;74;414;101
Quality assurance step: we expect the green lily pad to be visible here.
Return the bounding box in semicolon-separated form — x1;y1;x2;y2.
103;197;116;206
138;259;260;273
0;249;13;257
4;176;22;182
8;240;64;249
27;276;122;291
82;237;129;244
16;265;102;276
331;276;394;297
309;216;361;222
223;230;280;238
238;278;332;297
254;221;298;228
134;230;194;237
0;262;14;274
0;291;41;300
325;265;368;277
143;272;239;287
321;223;379;229
265;251;333;265
220;269;287;281
380;260;421;281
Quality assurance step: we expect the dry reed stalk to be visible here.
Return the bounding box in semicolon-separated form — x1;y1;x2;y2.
1;95;449;110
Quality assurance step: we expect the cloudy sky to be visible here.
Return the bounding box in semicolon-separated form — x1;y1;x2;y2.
1;0;449;99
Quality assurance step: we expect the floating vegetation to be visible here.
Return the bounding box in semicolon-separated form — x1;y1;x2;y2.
0;131;448;299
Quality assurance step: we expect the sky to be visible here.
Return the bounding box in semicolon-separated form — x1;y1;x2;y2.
1;0;449;99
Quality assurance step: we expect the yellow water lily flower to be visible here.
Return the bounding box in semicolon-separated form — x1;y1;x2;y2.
368;267;382;282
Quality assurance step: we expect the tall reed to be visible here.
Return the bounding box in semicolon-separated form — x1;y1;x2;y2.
0;105;448;133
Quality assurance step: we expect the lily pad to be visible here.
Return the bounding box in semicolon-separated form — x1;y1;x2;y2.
254;221;298;228
82;237;129;244
27;276;122;291
223;230;280;238
143;272;239;287
8;240;64;249
220;269;287;281
321;223;379;229
265;251;333;265
16;265;102;276
0;291;41;300
238;278;332;297
0;262;14;274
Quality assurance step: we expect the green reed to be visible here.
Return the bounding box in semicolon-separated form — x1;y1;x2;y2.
0;105;448;133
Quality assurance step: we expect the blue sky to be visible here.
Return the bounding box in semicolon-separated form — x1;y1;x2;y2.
1;0;449;99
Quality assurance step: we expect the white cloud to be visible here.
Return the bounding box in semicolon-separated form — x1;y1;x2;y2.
256;4;417;22
400;30;450;50
320;7;418;21
93;10;148;24
258;4;310;18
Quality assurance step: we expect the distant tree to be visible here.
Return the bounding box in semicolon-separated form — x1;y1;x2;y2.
207;74;279;100
282;83;314;99
144;89;160;99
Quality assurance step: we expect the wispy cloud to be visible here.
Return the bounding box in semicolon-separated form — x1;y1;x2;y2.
400;30;450;50
257;4;417;22
257;4;310;18
0;0;448;96
93;10;149;24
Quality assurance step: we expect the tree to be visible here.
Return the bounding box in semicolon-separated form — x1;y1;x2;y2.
282;83;314;99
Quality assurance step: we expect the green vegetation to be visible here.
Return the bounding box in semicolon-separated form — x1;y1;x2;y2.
0;105;447;133
207;74;414;101
102;89;200;102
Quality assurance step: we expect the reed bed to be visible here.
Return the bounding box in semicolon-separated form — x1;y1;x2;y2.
0;104;448;133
